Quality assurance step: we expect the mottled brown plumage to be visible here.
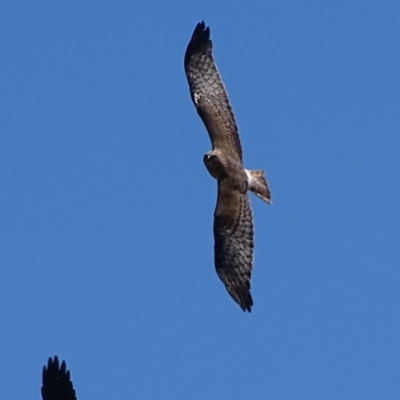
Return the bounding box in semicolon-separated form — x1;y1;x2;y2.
42;356;77;400
185;22;271;312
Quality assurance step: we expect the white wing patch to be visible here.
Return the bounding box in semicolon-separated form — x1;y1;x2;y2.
193;92;201;105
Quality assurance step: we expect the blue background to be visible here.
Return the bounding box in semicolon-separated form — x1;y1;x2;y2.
1;1;399;399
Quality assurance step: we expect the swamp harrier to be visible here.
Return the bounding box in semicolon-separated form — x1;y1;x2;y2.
184;22;272;312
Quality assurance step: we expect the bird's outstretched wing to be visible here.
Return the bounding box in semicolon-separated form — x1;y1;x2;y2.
213;180;254;312
184;21;243;161
41;356;77;400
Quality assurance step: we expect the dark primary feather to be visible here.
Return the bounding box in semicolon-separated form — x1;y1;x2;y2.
42;356;77;400
214;180;254;312
184;22;243;161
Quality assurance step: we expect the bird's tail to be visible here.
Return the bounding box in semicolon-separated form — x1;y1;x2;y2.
245;169;272;204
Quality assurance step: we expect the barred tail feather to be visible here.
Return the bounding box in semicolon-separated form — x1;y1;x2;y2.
245;169;272;204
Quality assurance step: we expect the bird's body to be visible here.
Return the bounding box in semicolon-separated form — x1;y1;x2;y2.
184;22;271;312
204;150;247;191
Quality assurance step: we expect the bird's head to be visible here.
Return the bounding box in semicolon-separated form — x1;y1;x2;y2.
203;151;226;180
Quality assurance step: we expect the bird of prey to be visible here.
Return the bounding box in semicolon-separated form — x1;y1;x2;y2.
41;356;77;400
184;22;271;312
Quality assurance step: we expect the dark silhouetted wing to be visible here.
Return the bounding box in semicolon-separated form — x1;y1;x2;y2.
42;356;77;400
184;21;243;161
213;180;254;311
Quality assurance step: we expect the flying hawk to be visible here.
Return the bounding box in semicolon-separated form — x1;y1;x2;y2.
184;22;271;312
42;356;77;400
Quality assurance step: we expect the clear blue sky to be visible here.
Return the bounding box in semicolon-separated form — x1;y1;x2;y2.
1;1;399;399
